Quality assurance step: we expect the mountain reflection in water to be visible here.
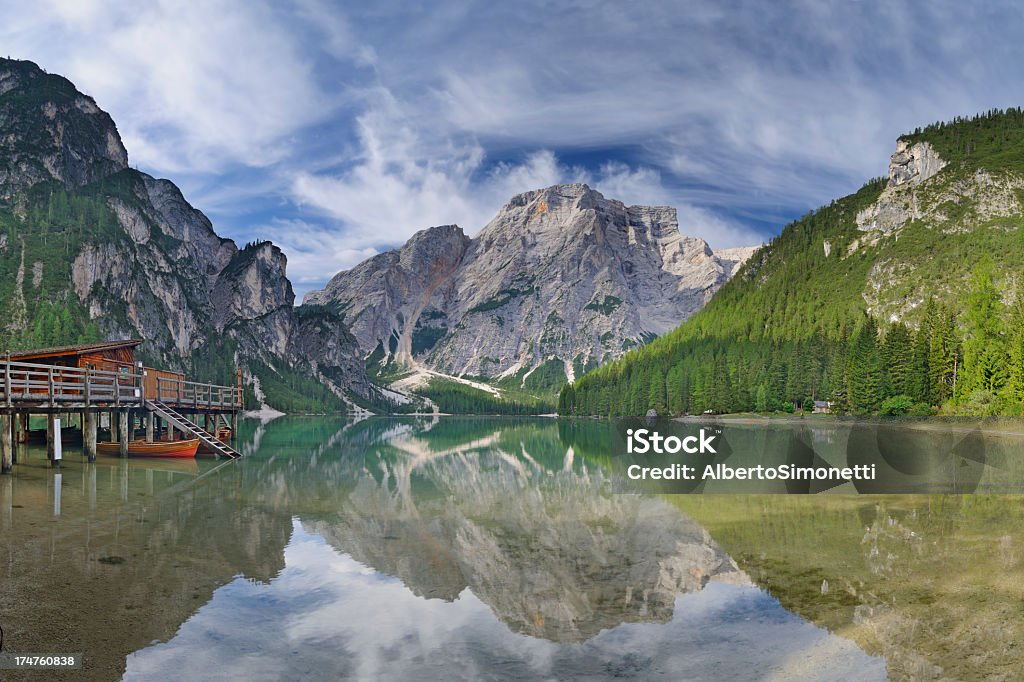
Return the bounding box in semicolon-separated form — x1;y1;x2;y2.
18;416;1009;680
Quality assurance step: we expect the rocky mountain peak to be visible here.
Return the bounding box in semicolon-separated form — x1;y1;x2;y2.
305;182;758;391
0;58;128;200
398;224;469;270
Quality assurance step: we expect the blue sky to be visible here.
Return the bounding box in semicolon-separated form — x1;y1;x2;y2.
5;1;1024;299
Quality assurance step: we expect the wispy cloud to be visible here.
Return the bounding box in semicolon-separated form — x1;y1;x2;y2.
6;1;1024;295
4;0;346;172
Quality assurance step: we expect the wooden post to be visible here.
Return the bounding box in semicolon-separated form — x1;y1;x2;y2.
1;414;12;474
110;409;118;442
83;411;97;461
9;413;17;459
167;417;176;442
231;410;238;440
118;410;129;457
145;410;154;442
4;353;11;408
47;412;57;462
17;413;28;443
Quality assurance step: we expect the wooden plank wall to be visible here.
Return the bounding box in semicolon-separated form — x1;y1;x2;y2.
143;368;183;401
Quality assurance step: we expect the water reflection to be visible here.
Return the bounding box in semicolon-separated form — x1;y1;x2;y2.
7;416;1023;680
124;521;882;682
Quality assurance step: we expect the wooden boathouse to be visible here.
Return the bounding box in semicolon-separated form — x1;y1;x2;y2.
0;339;244;472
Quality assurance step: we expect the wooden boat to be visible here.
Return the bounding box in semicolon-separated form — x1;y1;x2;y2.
198;427;233;454
97;438;200;458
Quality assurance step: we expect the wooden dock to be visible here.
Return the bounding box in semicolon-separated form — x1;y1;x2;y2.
1;341;244;472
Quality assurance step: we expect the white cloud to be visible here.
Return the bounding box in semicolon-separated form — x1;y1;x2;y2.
3;0;343;173
287;87;588;257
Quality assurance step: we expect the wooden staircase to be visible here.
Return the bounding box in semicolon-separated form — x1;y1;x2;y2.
146;400;242;458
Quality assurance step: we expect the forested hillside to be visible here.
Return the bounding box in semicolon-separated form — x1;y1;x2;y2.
563;109;1024;417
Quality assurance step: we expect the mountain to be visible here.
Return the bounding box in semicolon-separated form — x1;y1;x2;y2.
565;108;1024;417
304;183;757;396
0;58;371;412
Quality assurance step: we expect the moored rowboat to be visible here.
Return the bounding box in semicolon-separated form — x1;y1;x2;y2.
97;438;200;458
198;427;233;454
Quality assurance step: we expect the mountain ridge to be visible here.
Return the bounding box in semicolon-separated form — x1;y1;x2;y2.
304;182;758;396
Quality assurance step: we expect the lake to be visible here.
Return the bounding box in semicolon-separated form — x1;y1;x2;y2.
1;416;1022;680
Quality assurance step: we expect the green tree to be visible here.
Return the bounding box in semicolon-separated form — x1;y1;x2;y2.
882;322;913;396
848;315;883;414
961;261;1006;394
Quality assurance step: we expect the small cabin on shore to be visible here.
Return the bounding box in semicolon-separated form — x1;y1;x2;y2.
8;339;143;374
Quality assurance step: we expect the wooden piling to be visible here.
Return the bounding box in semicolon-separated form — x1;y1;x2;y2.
9;413;17;464
17;413;28;443
1;414;12;474
47;412;57;463
83;411;97;462
118;410;129;457
145;410;154;442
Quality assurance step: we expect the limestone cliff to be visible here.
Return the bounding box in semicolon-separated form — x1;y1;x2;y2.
305;184;757;389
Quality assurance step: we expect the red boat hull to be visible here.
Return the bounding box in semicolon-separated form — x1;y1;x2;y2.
97;438;200;458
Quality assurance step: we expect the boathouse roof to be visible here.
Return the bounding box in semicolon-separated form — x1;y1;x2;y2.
7;339;143;361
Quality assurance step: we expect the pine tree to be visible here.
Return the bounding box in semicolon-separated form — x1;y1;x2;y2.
961;261;1007;394
882;322;913;396
558;383;575;415
848;315;883;414
908;324;931;403
1004;301;1024;410
929;306;959;404
755;384;769;413
647;369;666;414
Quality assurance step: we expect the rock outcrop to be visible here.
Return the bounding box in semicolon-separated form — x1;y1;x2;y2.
887;140;946;187
306;184;758;387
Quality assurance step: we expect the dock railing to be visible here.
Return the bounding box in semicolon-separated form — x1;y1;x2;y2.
0;360;141;407
0;359;241;411
153;375;242;410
